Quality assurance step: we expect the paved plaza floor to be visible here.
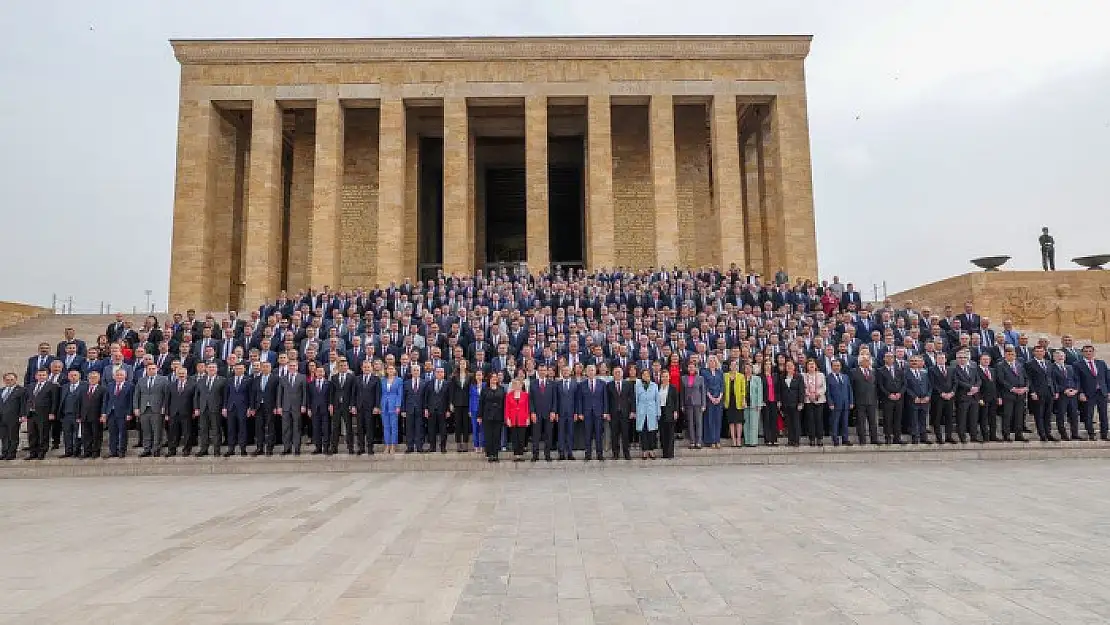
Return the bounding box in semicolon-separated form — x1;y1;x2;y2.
1;461;1109;625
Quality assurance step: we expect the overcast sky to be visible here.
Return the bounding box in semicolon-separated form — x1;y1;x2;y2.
1;0;1108;311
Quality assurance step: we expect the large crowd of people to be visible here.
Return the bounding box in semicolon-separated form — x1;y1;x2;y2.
2;266;1108;463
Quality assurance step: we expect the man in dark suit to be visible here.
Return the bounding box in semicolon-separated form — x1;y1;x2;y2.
876;352;905;445
328;359;357;455
193;362;226;457
955;302;981;332
422;366;451;453
555;365;580;460
904;356;932;445
23;368;59;459
578;365;609;461
353;362;380;455
528;363;558;461
1051;350;1081;440
101;368;133;457
952;350;983;443
59;342;85;375
24;342;55;386
80;370;107;458
843;357;879;444
165;368;195;456
249;361;279;456
606;366;636;460
826;359;854;446
1024;345;1057;441
56;328;87;359
839;285;862;311
223;362;251;456
928;356;956;444
402;367;424;453
277;360;308;455
1075;344;1110;440
132;362;170;457
996;347;1029;442
57;370;86;458
0;373;26;460
977;353;1001;441
106;313;127;343
307;369;331;454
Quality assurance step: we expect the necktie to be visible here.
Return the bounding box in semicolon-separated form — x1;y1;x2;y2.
35;382;42;395
116;383;122;395
1090;361;1097;376
2;388;8;402
38;356;44;368
236;376;242;388
179;381;184;392
148;378;153;389
318;380;323;390
207;377;213;390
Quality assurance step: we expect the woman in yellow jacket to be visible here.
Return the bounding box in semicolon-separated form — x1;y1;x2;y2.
723;360;747;447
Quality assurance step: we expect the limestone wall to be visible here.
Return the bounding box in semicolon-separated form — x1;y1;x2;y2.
0;302;53;331
891;271;1110;342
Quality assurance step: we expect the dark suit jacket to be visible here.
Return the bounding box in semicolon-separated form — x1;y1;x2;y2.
996;360;1028;398
422;379;451;414
307;378;331;416
25;381;60;418
979;366;999;404
24;355;56;386
607;380;636;417
167;379;195;418
826;371;853;408
58;381;86;418
1024;359;1055;396
0;386;26;424
402;378;424;415
277;373;308;414
775;375;804;408
354;374;381;412
876;366;905;403
849;368;878;406
554;379;580;417
953;363;982;402
1074;359;1110;398
577;378;609;416
1050;362;1079;395
929;364;955;397
249;375;279;415
904;369;932;401
528;378;557;417
101;381;133;419
328;373;356;414
224;375;251;413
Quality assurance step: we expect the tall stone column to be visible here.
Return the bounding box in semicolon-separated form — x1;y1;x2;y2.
377;98;407;283
650;94;679;269
710;94;745;270
742;129;765;276
768;88;818;281
759;109;782;276
243;98;285;308
586;94;614;270
169;98;217;312
286;111;315;292
309;98;344;289
443;97;472;276
525;96;550;273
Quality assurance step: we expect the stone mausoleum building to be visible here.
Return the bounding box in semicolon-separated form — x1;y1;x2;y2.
168;36;818;312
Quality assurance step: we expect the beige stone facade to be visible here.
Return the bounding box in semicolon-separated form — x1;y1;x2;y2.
891;271;1110;343
168;36;819;312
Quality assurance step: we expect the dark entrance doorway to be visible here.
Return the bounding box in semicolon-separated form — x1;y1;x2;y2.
549;136;585;272
417;137;444;282
484;166;527;266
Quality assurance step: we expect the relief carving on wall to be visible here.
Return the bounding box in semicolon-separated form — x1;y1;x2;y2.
998;287;1052;326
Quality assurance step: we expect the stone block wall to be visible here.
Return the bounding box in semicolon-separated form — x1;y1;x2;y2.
611;105;655;268
891;270;1110;343
674;104;713;268
340;108;380;288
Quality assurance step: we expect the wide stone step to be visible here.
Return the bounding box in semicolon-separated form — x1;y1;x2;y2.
3;440;1108;479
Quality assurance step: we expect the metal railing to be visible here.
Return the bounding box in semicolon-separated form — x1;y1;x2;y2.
50;293;165;316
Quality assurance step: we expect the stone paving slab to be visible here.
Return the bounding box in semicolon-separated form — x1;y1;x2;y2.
2;462;1110;624
3;441;1110;479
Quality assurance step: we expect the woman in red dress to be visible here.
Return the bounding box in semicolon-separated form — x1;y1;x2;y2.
504;378;531;461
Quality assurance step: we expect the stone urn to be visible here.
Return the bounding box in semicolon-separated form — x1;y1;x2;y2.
1072;254;1110;270
970;256;1011;272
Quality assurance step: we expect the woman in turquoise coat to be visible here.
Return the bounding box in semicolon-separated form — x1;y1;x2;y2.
743;362;764;447
634;369;661;459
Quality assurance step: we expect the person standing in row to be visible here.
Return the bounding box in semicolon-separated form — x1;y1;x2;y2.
0;374;24;460
102;368;132;458
802;359;826;447
193;362;225;457
224;363;251;457
307;368;331;454
402;366;424;454
760;361;779;446
478;374;505;463
825;359;852;446
607;366;635;461
555;366;579;460
723;359;746;447
635;368;660;459
741;362;762;447
379;364;403;454
702;356;725;449
165;367;195;457
133;362;169;458
680;361;705;449
80;371;106;458
580;365;608;461
504;378;530;461
277;360;307;455
423;367;451;453
529;363;557;462
777;360;804;447
468;369;485;454
658;372;678;458
450;360;472;453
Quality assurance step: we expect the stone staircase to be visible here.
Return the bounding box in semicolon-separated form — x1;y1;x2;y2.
0;314;123;376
